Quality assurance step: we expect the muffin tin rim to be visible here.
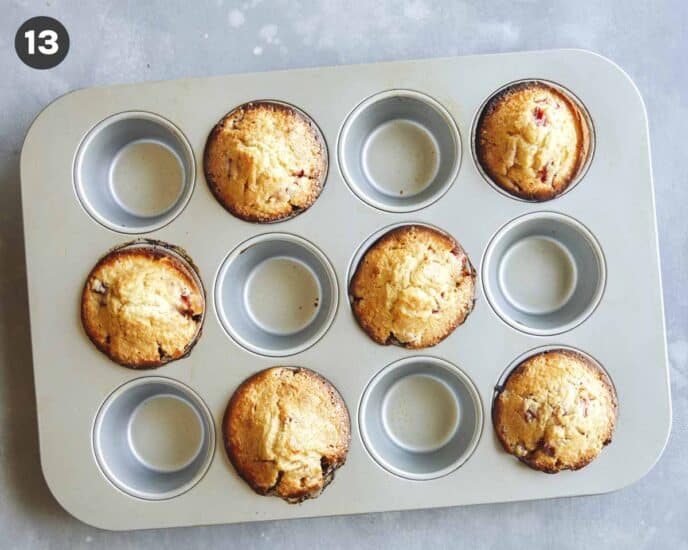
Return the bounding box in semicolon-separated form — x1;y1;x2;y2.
337;88;462;213
357;355;484;481
91;375;217;501
470;77;597;203
19;50;670;528
213;231;340;357
72;109;197;234
480;210;607;336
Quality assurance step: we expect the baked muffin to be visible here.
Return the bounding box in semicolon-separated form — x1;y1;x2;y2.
493;349;617;473
204;101;327;222
350;225;475;348
476;81;590;201
81;243;204;369
224;367;350;503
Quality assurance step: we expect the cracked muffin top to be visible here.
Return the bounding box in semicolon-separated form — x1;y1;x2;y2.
476;81;590;201
224;367;350;503
81;245;204;369
493;349;617;473
349;225;475;349
204;101;327;223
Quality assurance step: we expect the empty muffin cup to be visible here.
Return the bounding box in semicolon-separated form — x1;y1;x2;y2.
359;356;483;480
482;212;605;335
74;111;195;233
338;90;461;212
214;233;338;357
93;377;215;500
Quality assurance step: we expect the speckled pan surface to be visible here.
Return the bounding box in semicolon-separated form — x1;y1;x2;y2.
20;49;670;531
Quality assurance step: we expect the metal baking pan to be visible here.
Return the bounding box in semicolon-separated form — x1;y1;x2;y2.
20;49;671;530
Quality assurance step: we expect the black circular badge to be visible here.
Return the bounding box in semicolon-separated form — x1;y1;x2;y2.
15;16;69;70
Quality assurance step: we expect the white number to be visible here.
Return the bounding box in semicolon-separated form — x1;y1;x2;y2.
24;30;35;54
38;30;58;54
24;28;59;55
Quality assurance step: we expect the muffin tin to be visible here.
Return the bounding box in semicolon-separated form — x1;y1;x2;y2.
20;49;670;530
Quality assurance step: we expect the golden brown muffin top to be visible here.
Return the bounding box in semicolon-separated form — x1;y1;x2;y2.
81;246;204;369
476;81;589;201
204;101;327;223
350;225;475;348
493;349;617;473
224;367;350;503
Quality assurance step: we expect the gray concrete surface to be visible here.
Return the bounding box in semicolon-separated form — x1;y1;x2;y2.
1;0;686;548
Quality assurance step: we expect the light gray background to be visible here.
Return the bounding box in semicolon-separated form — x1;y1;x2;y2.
1;0;686;548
